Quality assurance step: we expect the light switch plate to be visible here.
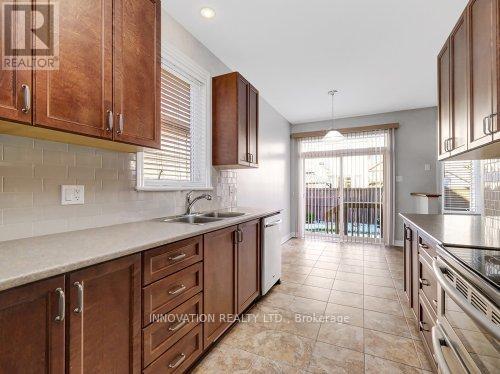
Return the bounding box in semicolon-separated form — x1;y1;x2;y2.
424;164;431;171
61;185;84;205
396;176;403;183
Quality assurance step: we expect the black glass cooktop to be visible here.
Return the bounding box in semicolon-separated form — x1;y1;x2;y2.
444;246;500;290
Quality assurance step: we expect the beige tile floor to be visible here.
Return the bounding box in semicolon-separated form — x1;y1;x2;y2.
192;239;434;373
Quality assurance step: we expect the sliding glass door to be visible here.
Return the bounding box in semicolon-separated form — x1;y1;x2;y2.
300;131;389;243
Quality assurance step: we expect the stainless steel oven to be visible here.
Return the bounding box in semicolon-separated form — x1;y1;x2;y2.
432;248;500;374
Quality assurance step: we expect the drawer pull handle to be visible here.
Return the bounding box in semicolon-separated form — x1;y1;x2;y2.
419;321;429;332
21;84;31;113
432;299;438;307
419;278;430;287
55;288;65;322
419;243;429;250
168;284;186;295
168;353;186;369
169;253;187;262
73;282;84;314
168;320;187;332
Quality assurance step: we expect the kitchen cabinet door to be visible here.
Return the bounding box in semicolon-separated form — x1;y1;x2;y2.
203;226;238;349
468;0;496;148
237;74;250;165
67;254;141;374
0;276;65;374
438;41;451;159
450;13;469;156
34;0;113;139
113;0;160;149
403;224;413;306
0;0;32;124
248;84;259;166
237;220;260;314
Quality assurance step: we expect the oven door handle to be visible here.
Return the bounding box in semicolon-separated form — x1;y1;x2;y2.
431;324;452;374
432;260;500;341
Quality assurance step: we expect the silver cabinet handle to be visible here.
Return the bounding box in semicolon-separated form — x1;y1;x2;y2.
21;84;31;113
168;353;186;369
169;253;187;262
107;110;113;132
432;259;500;340
168;320;186;332
116;113;124;135
419;321;429;332
418;243;429;250
483;115;492;135
431;324;452;374
73;282;84;314
444;138;449;152
490;113;498;134
237;228;243;243
168;284;186;295
265;219;282;228
55;288;65;322
419;278;430;286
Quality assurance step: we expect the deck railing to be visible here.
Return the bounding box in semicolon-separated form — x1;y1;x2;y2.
305;187;383;238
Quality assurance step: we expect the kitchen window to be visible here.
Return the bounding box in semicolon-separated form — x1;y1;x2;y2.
136;46;212;191
442;160;481;214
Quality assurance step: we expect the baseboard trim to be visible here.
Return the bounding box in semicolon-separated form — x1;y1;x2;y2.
394;240;404;247
281;233;294;244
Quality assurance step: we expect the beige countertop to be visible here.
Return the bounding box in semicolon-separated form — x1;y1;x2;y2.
400;213;499;249
0;207;281;292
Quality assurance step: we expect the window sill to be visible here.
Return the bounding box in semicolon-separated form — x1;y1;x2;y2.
136;186;214;192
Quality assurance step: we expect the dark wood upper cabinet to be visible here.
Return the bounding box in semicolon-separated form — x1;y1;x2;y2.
438;0;500;159
469;0;497;148
0;0;32;124
438;41;451;159
67;254;141;374
113;0;161;148
0;0;160;151
34;0;113;139
203;225;238;349
0;276;65;374
236;220;260;314
450;13;469;156
213;72;259;168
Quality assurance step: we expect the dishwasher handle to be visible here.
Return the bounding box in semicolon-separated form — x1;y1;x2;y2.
265;219;282;228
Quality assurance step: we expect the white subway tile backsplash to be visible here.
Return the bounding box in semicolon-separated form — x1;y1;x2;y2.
0;135;237;241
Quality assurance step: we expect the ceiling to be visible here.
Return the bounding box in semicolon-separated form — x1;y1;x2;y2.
163;0;468;124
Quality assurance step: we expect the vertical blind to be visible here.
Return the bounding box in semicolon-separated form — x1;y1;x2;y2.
298;130;388;243
443;160;479;212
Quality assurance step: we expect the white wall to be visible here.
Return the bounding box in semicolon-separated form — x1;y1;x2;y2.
291;107;438;243
164;11;293;238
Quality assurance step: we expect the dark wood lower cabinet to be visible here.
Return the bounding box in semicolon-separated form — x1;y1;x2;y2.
203;226;238;349
0;276;65;374
237;219;260;314
68;254;141;374
403;224;413;305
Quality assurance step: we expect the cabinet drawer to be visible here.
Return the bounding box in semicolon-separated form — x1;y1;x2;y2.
143;236;203;286
143;293;202;367
419;251;438;312
417;234;437;258
143;324;203;374
143;263;203;326
418;295;437;370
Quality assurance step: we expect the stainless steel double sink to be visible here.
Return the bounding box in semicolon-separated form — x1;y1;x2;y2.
158;211;246;225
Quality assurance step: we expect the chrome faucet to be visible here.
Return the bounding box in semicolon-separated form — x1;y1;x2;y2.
186;191;212;215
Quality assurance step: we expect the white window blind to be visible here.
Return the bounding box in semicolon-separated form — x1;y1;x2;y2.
442;160;480;213
137;47;211;191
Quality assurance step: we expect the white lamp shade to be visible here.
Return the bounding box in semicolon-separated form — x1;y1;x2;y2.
324;130;345;141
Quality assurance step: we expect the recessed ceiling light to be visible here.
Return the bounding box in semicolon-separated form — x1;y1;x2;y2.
200;7;216;19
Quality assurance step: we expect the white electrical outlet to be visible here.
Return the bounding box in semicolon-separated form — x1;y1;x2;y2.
61;185;85;205
424;164;431;171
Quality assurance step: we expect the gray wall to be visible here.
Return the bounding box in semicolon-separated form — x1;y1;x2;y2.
165;12;292;239
291;107;438;243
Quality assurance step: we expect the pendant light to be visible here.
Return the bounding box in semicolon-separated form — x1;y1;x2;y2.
324;89;344;140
